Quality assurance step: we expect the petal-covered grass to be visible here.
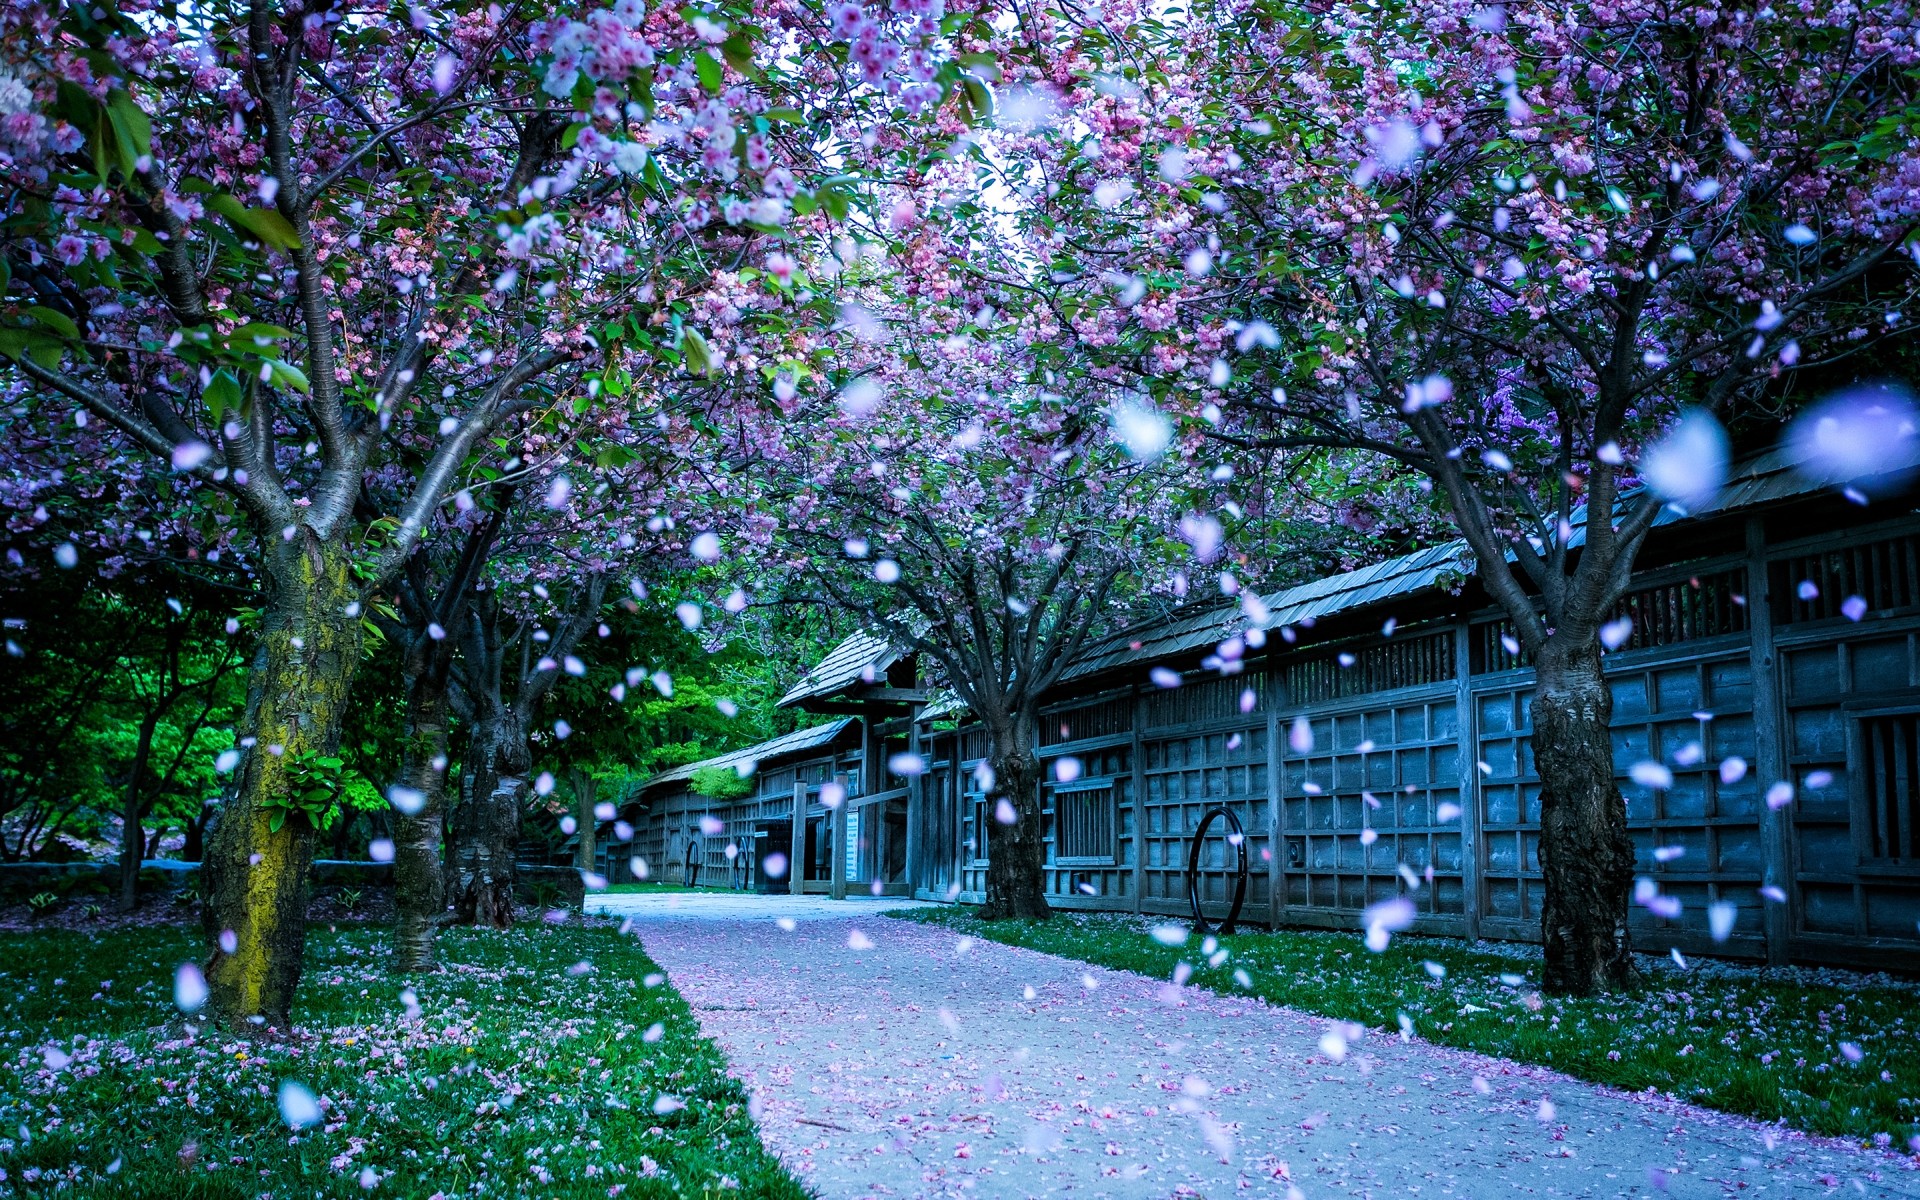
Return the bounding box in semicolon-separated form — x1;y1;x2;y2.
0;917;806;1198
892;907;1920;1151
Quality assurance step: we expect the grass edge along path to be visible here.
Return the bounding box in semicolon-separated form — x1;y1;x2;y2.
890;906;1920;1152
0;917;808;1198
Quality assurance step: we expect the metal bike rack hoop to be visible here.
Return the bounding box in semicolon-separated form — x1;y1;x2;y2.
1185;805;1249;936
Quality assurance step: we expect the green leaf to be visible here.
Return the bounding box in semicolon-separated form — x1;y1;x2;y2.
955;75;993;126
720;35;759;80
203;368;242;422
765;106;806;123
955;52;1001;81
682;327;713;375
28;338;65;370
206;192;301;251
695;50;724;95
25;306;78;339
263;358;310;393
104;88;151;176
594;443;637;469
229;322;292;346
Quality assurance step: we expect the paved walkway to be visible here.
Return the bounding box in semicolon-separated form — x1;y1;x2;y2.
588;890;937;923
594;895;1918;1199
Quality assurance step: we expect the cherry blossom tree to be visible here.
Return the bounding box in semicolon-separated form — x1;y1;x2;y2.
0;0;967;1024
946;0;1920;988
704;275;1244;915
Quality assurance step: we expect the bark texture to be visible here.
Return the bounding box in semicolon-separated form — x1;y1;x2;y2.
1533;642;1636;995
447;575;604;927
202;537;360;1030
390;515;502;971
391;666;450;972
448;710;529;928
979;745;1051;921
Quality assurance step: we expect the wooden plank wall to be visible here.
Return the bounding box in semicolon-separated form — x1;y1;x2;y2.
906;515;1920;972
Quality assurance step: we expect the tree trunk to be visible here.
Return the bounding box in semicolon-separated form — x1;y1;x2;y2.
201;539;362;1031
183;803;207;862
448;714;527;928
117;713;161;912
117;808;143;911
979;745;1050;921
1533;640;1636;995
392;666;451;973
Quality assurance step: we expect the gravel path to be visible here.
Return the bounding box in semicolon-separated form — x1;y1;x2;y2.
606;897;1918;1199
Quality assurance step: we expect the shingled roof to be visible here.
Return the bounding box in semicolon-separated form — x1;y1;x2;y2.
639;718;856;792
777;628;903;709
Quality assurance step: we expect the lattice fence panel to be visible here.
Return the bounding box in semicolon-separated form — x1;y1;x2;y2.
1475;651;1766;953
1780;631;1920;945
1277;690;1464;921
1470;566;1748;673
1138;722;1270;916
1041;744;1134;902
1772;530;1920;625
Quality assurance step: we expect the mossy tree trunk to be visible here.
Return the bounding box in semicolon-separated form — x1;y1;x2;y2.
202;534;363;1031
979;717;1050;921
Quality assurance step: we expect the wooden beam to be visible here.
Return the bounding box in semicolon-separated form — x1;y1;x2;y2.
1455;617;1481;942
1131;688;1147;914
905;721;923;892
790;781;806;897
1746;515;1792;966
859;687;931;703
1267;706;1282;932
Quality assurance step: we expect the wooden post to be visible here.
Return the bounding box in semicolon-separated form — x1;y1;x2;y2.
1455;619;1482;941
830;797;849;901
1746;516;1792;965
905;714;923;896
1130;688;1147;914
574;778;597;876
1267;707;1282;931
790;781;807;897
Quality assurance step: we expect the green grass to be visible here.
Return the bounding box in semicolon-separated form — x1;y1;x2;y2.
892;907;1920;1149
0;920;805;1198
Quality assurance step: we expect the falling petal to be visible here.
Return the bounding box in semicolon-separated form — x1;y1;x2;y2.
174;963;208;1013
1110;397;1173;460
1641;409;1729;510
1629;761;1674;789
278;1080;322;1130
1708;901;1737;942
1786;384;1920;490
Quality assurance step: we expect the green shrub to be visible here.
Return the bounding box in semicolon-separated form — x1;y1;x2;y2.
689;764;753;801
